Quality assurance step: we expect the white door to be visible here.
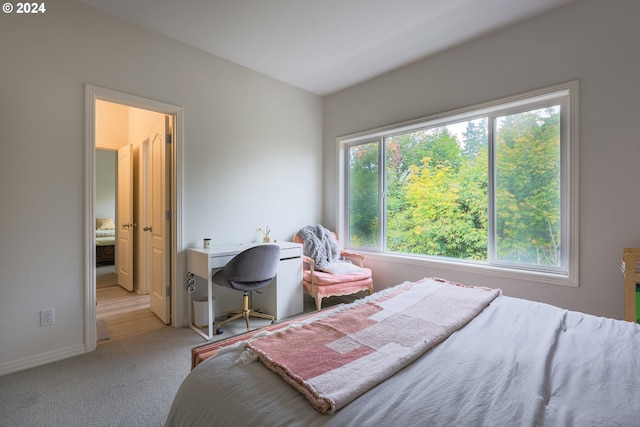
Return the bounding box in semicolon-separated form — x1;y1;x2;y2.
148;117;171;324
117;144;134;292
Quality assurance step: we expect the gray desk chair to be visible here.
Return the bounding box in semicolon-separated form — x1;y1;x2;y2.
212;244;281;335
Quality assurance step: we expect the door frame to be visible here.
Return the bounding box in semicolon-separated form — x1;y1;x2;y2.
84;84;184;352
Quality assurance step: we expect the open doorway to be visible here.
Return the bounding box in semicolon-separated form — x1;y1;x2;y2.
85;85;183;352
95;101;171;342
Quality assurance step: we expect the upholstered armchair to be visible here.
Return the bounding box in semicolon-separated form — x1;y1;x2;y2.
293;229;373;310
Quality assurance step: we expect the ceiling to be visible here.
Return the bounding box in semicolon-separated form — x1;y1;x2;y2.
78;0;575;96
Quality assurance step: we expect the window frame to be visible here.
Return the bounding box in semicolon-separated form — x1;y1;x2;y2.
337;81;579;286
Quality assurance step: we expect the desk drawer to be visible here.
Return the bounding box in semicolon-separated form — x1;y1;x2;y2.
209;254;235;269
279;246;301;260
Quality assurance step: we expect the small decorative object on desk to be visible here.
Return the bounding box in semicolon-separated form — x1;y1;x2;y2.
258;226;271;243
203;238;211;248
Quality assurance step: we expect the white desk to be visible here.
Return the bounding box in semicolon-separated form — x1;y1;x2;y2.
186;241;303;340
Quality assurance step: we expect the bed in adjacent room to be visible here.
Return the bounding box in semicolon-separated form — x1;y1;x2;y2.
166;277;640;426
95;218;115;266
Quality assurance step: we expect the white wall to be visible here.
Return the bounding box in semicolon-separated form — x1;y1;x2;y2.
95;150;116;219
95;100;128;150
0;0;323;374
323;0;640;319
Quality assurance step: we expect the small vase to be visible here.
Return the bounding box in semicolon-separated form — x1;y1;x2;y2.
263;236;271;243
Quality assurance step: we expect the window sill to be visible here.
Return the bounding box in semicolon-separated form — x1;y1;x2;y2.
358;250;578;287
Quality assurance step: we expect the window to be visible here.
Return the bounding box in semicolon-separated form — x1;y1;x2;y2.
339;82;578;285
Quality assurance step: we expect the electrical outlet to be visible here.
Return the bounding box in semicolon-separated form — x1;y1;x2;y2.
40;309;54;326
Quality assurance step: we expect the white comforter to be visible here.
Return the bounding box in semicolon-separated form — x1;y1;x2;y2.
96;229;115;246
166;293;640;426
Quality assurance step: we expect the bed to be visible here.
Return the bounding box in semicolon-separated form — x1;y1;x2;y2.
166;277;640;426
95;218;115;266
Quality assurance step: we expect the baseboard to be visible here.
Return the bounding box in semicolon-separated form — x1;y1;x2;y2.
0;344;86;376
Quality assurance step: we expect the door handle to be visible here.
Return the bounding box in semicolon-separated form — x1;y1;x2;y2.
143;226;152;232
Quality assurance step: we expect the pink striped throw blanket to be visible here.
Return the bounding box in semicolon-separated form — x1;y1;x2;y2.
244;277;501;414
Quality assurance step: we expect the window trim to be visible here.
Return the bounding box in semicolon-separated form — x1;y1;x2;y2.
337;81;579;286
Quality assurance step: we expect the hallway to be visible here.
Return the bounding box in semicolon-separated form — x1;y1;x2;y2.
96;266;166;344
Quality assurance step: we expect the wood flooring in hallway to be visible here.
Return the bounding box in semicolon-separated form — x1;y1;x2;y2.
96;267;167;344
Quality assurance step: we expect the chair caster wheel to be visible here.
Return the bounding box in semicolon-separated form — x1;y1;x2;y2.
216;328;223;335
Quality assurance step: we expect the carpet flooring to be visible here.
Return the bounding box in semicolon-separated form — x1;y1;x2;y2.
0;293;360;426
0;327;204;427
